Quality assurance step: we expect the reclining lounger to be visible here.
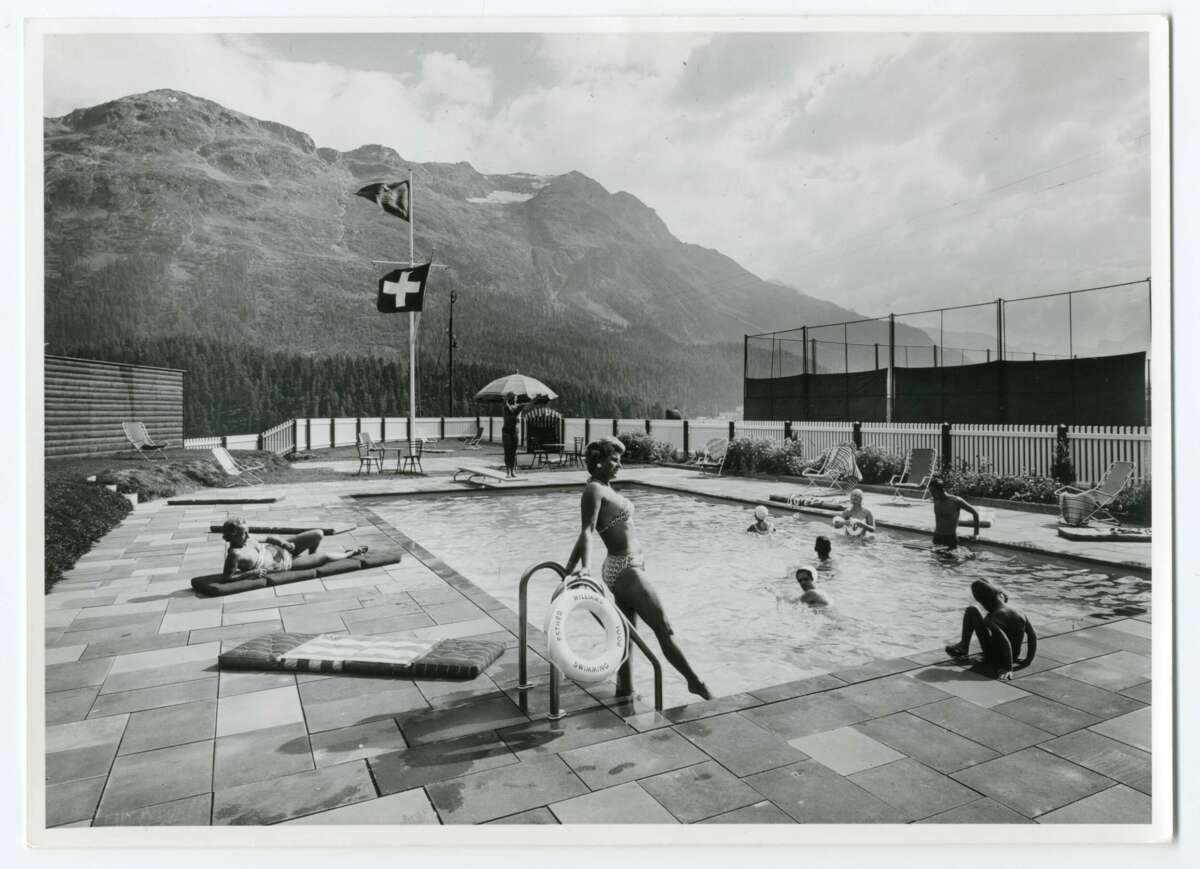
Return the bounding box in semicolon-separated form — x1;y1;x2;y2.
191;550;402;597
220;631;505;680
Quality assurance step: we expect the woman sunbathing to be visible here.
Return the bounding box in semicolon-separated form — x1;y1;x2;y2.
221;518;367;582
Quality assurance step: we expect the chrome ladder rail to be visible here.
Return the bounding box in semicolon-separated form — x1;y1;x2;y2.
517;561;663;720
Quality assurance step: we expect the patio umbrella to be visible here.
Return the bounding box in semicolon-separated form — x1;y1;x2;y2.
474;373;558;404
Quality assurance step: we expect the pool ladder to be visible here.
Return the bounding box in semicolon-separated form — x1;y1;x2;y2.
516;561;664;721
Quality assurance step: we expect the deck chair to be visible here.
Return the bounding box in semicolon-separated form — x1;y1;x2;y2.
211;446;266;486
122;421;172;460
695;438;729;476
890;448;938;501
1055;461;1136;526
400;440;424;474
356;433;384;475
459;425;484;449
803;443;861;492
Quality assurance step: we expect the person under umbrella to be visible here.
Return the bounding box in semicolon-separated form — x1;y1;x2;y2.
501;392;533;478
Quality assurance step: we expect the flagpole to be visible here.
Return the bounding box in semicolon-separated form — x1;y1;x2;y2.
408;167;417;444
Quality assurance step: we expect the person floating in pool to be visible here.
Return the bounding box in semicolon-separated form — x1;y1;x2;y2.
929;477;980;549
564;436;712;700
945;579;1037;680
794;566;829;607
221;518;368;582
814;535;832;562
747;505;775;534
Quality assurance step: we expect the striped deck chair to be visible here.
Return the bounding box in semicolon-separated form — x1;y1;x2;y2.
122;421;172;460
211;446;266;486
803;443;861;492
460;424;485;449
1055;461;1136;526
890;448;938;501
695;438;729;477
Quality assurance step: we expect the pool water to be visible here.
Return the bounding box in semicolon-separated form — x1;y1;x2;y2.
370;486;1150;706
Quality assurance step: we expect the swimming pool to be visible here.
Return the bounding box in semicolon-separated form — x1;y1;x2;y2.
368;485;1151;707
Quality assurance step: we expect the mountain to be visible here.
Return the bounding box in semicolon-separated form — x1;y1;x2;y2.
43;89;931;432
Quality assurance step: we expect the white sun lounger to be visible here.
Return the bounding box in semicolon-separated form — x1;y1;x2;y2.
453;465;523;486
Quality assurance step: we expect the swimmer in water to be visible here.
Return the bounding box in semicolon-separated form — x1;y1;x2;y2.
945;579;1037;680
929;477;980;549
837;489;876;535
814;535;832;562
747;505;774;534
794;566;829;607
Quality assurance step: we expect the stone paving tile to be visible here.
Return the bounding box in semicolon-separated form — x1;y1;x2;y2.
88;677;218;718
1090;706;1151;752
425;755;589;824
46;776;106;827
212;759;376;825
409;585;467;606
217;670;297;698
560;728;709;790
638;760;764;823
188;620;284;645
304;682;429;733
93;793;213;827
100;658;220;696
213;723;314;790
550;780;679;824
917;797;1034;824
746;673;847;704
657;692;764;725
1014;672;1146;720
1040;730;1151;794
950;747;1114;818
700;800;795;824
1072;625;1152;655
497;706;634;759
46;686;101;726
1036;784;1151;824
80;630;195;660
1120;681;1153;704
906;665;1029;708
309;719;409;768
849;758;980;821
46;658;114;693
1037;633;1131;664
282;610;351;633
1053;651;1152;693
105;639;220;676
96;740;214;815
45;644;87;666
745;759;908;823
67;612;163;636
674;712;808;777
45;608;83;629
54;622;162;648
118;699;217;755
1104;619;1152;640
282;789;439;825
485;807;560;825
398;693;526;745
345;612;436;635
832;657;921;684
991;694;1103;736
854;712;999;774
423;600;488;625
908;697;1054;753
370;729;518;795
740;690;873;741
215;685;305;738
830;673;954;717
788;726;906;776
499;680;601;721
46;715;129;784
339;603;423;627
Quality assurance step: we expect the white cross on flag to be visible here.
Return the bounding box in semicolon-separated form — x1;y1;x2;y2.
377;263;431;313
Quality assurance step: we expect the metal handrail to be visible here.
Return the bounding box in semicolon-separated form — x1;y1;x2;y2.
517;560;664;720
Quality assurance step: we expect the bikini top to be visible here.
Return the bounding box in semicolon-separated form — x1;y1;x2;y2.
592;482;635;535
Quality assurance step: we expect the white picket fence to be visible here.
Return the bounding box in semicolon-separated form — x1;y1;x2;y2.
184;415;1151;484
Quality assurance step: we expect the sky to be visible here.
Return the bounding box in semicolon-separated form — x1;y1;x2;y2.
42;29;1151;355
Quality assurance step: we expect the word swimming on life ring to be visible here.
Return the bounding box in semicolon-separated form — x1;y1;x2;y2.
544;577;629;684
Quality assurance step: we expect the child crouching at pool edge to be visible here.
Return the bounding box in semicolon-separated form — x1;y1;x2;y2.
945;579;1037;680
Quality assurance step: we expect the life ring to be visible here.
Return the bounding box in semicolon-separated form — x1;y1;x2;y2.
544;578;629;684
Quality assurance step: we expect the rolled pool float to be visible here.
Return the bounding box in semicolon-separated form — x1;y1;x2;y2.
544;577;629;684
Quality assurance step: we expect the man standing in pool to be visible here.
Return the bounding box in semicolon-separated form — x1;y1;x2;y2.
945;579;1037;680
564;436;712;700
928;477;980;549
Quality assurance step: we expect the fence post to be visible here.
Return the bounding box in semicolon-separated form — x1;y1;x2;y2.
612;419;618;437
784;420;792;442
682;420;689;456
1055;424;1073;484
488;416;493;443
440;417;446;440
729;420;736;441
886;314;896;423
940;422;952;471
406;417;411;442
356;418;362;441
256;432;264;451
645;419;651;436
221;435;228;449
585;418;591;444
293;419;300;453
305;418;312;452
852;421;863;449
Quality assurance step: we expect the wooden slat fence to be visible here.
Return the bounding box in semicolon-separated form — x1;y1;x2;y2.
650;420;685;451
859;422;941;456
949;424;1058;478
787;421;854;457
1068;425;1152;484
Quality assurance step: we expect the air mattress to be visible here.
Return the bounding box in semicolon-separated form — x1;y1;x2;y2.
1057;525;1151;542
207;522;356;535
219;631;504;680
768;494;848;511
191;550;402;597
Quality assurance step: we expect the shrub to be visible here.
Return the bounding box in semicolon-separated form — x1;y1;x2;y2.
723;437;811;476
855;446;905;485
616;431;675;464
45;477;132;592
940;468;1060;504
1111;479;1152;525
1050;438;1076;485
96;451;289;500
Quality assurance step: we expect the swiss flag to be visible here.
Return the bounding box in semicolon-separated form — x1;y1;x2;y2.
377;263;430;313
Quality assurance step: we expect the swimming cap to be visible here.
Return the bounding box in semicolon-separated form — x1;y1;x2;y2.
754;506;768;521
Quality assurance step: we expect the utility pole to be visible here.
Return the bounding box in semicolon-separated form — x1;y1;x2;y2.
447;289;458;416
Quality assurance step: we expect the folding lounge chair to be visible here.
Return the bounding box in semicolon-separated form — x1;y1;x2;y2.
695;438;729;476
803;443;861;492
460;425;485;449
211;446;266;486
122;421;172;460
890;447;938;501
1055;460;1136;526
356;433;385;475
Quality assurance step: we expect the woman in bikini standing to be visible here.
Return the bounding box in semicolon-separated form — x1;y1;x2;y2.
564;436;711;700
